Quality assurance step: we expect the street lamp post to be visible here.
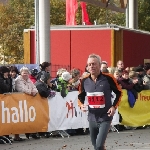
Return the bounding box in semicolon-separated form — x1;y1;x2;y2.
39;0;50;63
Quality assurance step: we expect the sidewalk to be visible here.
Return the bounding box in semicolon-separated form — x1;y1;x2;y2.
0;128;150;150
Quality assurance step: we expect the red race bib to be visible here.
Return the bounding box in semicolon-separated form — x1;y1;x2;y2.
87;92;105;108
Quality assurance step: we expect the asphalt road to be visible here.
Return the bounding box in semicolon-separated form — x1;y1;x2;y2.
1;128;150;150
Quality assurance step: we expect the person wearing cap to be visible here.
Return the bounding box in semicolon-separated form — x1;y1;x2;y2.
0;66;12;94
129;71;145;93
37;62;51;80
134;66;145;86
35;71;53;138
29;69;39;84
35;71;51;98
0;66;14;143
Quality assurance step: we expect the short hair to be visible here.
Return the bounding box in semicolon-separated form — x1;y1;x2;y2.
70;68;80;78
88;53;101;65
129;71;138;78
20;66;29;73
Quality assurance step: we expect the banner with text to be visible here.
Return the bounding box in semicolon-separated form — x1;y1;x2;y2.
48;91;89;131
1;90;150;135
0;93;49;135
119;90;150;127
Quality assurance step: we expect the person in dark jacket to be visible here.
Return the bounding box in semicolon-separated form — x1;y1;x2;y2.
118;70;134;90
35;71;52;138
78;54;122;150
134;66;145;86
0;66;12;94
0;66;13;143
35;71;51;98
37;62;51;80
129;71;145;93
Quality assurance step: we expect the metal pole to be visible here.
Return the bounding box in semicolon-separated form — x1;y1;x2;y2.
125;0;129;28
129;0;138;29
39;0;50;63
129;0;134;29
134;0;138;29
35;0;40;64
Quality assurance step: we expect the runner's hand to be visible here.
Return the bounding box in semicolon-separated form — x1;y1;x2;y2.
107;106;116;117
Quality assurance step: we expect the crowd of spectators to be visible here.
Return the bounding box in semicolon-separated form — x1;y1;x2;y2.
0;60;150;143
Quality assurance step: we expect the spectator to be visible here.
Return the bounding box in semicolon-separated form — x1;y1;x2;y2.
9;66;23;141
29;69;38;84
35;71;51;98
101;68;109;73
113;70;120;80
129;67;136;72
116;60;124;76
35;71;55;138
37;62;51;80
107;67;116;75
69;69;80;90
15;66;39;139
57;71;72;98
134;66;145;86
118;70;134;90
0;66;12;94
129;71;145;95
9;66;19;92
15;66;38;96
100;61;108;71
50;68;67;90
143;64;150;89
0;66;13;143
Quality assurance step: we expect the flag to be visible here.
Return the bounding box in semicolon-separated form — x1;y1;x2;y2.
66;0;78;25
80;2;92;25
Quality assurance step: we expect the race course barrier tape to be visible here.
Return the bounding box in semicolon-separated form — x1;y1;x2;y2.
0;90;150;135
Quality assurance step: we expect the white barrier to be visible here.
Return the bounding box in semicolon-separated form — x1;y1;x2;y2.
48;91;119;131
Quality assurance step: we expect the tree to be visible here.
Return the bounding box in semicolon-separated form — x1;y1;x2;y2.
0;0;34;64
50;0;66;25
138;0;150;31
0;0;150;64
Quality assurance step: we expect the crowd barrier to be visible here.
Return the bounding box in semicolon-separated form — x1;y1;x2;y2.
0;90;150;136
